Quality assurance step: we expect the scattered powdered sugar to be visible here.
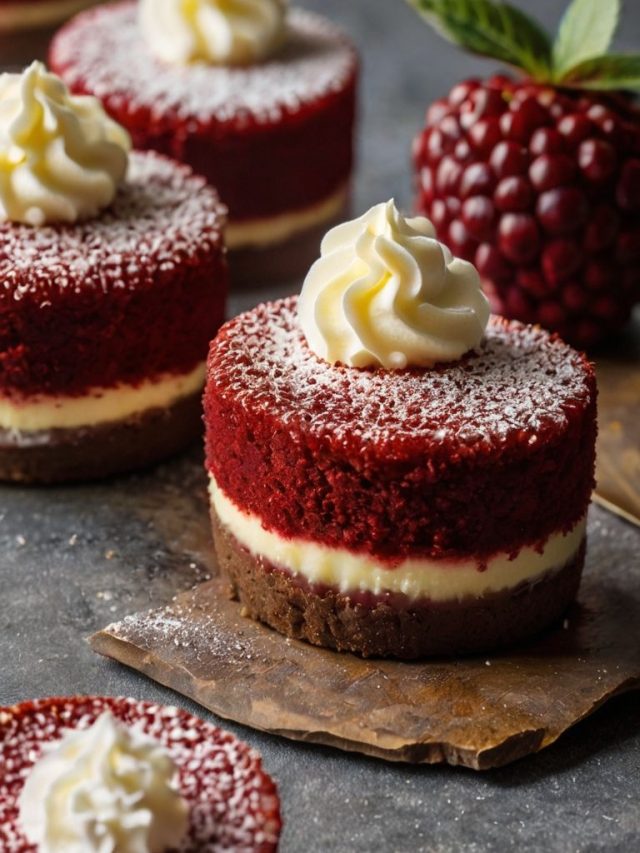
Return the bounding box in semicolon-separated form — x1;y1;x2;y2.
209;297;595;451
0;695;280;852
0;151;225;299
51;3;357;128
109;599;260;666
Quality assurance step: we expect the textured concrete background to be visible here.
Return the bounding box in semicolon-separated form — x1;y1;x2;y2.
2;1;640;851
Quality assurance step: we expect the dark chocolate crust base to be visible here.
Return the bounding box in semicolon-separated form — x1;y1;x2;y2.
0;391;203;484
212;512;585;659
228;197;350;288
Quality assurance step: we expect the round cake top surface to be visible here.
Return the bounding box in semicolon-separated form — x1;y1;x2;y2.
0;150;225;301
207;296;595;460
0;695;281;852
50;2;358;131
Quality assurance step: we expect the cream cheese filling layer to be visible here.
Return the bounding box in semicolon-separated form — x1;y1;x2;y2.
0;0;98;30
210;476;586;601
0;362;206;432
225;184;349;250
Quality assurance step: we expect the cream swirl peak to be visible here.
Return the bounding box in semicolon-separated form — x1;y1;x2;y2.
298;200;490;369
18;710;189;853
0;62;130;226
140;0;288;66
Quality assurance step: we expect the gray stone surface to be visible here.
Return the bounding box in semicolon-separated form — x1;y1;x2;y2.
2;1;640;851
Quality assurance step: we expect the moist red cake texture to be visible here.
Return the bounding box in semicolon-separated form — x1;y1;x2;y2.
49;2;358;223
0;695;281;852
204;297;596;563
0;151;227;399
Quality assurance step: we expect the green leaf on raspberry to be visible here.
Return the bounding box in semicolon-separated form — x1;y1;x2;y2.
406;0;553;80
552;0;620;79
560;54;640;90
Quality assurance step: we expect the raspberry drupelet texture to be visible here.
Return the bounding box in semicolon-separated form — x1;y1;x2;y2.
50;2;358;223
204;297;597;563
0;151;227;399
414;76;640;347
0;695;282;852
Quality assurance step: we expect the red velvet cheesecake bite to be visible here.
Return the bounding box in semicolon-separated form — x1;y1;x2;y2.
204;201;597;659
49;0;358;286
0;63;227;483
0;694;282;852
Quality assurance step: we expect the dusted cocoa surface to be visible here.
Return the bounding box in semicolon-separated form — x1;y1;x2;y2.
1;1;640;850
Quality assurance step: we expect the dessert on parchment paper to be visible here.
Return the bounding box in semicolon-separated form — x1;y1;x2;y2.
204;200;596;658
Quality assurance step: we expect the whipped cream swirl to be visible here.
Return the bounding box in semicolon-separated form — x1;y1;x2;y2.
18;711;189;853
0;62;130;226
298;200;490;369
140;0;287;66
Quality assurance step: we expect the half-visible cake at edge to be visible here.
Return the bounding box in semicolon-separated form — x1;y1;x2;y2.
0;63;227;483
0;695;281;851
50;0;358;286
204;201;597;658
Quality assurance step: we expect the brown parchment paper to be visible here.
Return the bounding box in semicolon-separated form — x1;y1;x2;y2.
92;505;640;771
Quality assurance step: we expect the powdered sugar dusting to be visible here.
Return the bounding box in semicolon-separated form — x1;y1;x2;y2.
51;3;357;129
208;296;595;452
0;695;281;852
0;151;225;299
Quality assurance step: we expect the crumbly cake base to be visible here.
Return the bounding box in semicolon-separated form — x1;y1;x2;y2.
0;392;202;484
212;512;585;659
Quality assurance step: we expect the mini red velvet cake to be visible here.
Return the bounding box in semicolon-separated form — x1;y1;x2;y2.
0;0;101;66
204;202;597;658
50;1;358;286
0;63;227;483
0;695;282;851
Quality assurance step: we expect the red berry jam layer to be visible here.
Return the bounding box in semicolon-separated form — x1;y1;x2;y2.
50;2;358;223
0;695;281;852
204;297;597;563
0;150;227;399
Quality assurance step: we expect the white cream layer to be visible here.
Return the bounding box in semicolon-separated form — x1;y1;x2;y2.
225;184;349;249
0;362;205;432
0;0;98;30
209;476;586;601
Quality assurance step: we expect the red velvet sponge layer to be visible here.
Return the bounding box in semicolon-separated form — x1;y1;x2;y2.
50;2;358;223
204;297;597;562
0;695;282;852
0;151;227;399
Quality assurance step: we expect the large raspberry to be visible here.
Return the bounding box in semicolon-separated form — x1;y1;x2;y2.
408;0;640;348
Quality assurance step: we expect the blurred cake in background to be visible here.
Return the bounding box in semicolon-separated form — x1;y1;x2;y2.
50;0;359;287
0;0;102;66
